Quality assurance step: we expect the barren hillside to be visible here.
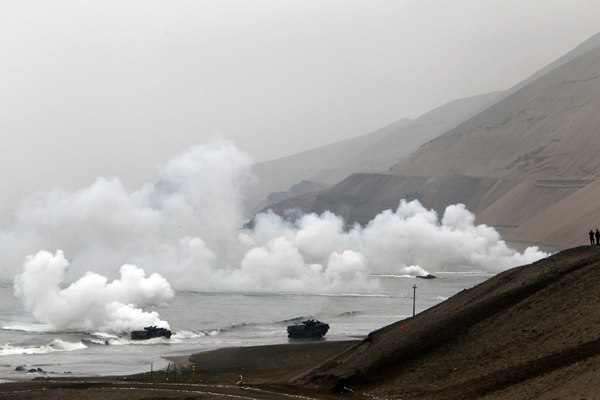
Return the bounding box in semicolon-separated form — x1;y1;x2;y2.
391;45;600;180
286;246;600;400
246;92;498;215
259;33;600;250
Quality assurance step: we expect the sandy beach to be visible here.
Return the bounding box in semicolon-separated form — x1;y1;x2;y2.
0;341;361;399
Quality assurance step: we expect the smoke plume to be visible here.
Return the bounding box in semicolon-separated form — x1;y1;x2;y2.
4;138;549;332
13;250;174;332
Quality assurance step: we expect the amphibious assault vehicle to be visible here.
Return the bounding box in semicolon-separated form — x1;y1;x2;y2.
131;326;172;340
287;319;329;339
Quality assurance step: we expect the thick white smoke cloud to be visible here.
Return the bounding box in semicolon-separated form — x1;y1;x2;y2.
245;201;547;282
14;250;174;332
356;201;546;273
4;138;549;332
1;139;255;280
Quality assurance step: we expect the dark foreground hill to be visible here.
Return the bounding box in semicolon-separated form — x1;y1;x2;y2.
284;246;600;399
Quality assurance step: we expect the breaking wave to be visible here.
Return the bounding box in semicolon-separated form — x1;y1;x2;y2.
0;339;87;356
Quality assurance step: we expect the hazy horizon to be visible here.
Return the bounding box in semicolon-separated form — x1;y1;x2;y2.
1;1;600;224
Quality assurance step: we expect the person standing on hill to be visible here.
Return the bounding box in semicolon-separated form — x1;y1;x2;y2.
596;229;600;245
590;230;595;245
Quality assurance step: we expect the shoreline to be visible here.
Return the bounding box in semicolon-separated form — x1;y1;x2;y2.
0;340;363;399
3;340;362;384
161;339;361;385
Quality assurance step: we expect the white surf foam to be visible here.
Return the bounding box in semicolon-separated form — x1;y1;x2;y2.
0;339;87;356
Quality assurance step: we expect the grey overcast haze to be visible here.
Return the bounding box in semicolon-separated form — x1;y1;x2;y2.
1;0;600;225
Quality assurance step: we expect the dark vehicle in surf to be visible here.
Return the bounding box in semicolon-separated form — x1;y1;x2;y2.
416;274;436;279
131;326;172;340
287;319;329;339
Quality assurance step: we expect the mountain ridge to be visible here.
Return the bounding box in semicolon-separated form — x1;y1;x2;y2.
256;32;600;250
391;43;600;180
245;92;499;216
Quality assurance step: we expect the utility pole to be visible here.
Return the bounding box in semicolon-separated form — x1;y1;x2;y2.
412;284;417;316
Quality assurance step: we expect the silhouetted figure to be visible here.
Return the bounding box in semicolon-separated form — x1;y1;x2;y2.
590;230;595;245
596;229;600;245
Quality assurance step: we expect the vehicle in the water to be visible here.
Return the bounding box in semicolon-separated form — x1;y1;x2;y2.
131;326;172;340
287;319;329;339
416;274;436;279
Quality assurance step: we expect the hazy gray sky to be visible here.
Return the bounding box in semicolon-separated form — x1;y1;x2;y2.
1;0;599;224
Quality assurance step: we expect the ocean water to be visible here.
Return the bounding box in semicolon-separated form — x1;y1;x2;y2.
0;272;491;379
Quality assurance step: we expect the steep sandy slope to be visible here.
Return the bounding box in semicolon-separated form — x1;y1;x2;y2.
333;93;501;174
490;31;600;106
262;173;495;228
286;246;600;400
264;173;592;250
259;34;600;249
246;92;498;215
245;118;410;213
390;44;600;180
505;180;600;247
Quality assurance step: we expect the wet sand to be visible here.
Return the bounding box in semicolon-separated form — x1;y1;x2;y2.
0;341;360;399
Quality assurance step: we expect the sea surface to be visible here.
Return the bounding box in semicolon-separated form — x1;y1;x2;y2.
0;272;491;380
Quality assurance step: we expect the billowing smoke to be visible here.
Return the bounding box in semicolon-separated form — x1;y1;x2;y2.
4;138;549;331
399;266;430;276
352;200;546;274
13;250;174;332
1;139;255;281
244;201;546;283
